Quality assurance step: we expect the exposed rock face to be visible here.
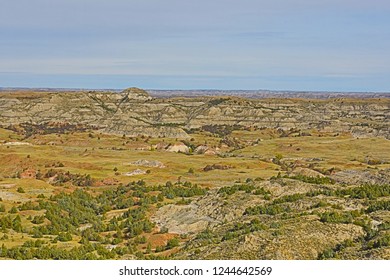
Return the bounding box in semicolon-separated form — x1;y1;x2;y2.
166;142;189;153
152;204;217;235
180;217;364;260
155;182;368;260
20;168;36;179
123;169;146;176
0;90;389;139
2;142;32;146
129;159;165;168
194;145;209;154
331;169;390;185
194;145;219;155
152;189;251;235
121;87;153;101
291;167;325;178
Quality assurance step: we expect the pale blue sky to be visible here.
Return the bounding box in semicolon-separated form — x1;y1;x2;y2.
1;0;389;91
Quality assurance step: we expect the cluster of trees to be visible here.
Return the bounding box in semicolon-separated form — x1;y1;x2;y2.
305;184;390;204
335;184;390;199
318;211;361;224
368;233;390;249
0;242;120;260
56;232;73;242
110;208;154;239
0;214;23;232
317;239;355;259
244;192;307;216
218;184;270;196
128;180;207;200
222;219;267;241
276;174;335;185
98;185;135;211
31;215;45;224
366;200;390;213
18;201;40;211
155;238;180;252
244;182;390;220
34;189;102;236
194;228;217;246
44;169;95;186
161;184;206;199
318;221;390;259
0;178;210;259
245;204;292;216
25;185;156;247
272;193;306;204
7;122;92;138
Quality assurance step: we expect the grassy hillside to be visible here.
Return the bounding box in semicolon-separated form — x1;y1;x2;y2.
0;94;389;259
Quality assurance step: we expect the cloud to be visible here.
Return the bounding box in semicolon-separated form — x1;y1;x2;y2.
0;0;389;90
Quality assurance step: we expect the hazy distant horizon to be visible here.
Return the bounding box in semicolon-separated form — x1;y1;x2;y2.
1;86;389;96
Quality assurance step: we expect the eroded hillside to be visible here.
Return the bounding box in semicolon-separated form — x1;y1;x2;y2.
0;89;389;260
0;89;389;139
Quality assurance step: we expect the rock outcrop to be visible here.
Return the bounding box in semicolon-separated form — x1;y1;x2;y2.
0;89;389;139
166;142;189;153
121;87;153;101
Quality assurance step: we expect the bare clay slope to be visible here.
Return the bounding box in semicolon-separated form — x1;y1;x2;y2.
0;89;389;139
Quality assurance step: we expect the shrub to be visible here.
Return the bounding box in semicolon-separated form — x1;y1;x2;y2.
319;211;353;224
17;187;25;193
155;246;165;253
166;238;179;249
285;174;335;185
57;232;72;242
245;204;291;215
366;200;390;213
336;184;390;200
31;215;45;224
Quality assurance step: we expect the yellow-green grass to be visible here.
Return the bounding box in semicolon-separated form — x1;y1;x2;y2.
0;128;22;141
1;129;389;192
0;179;55;201
238;134;390;171
0;131;281;188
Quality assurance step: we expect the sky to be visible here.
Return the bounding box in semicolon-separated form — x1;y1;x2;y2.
1;0;389;91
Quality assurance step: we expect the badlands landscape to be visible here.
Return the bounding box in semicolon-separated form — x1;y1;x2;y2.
0;88;389;259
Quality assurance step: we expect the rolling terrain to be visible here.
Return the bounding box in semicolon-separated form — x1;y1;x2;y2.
0;88;389;259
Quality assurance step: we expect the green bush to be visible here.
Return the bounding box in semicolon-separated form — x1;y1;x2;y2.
285;174;335;185
17;187;25;193
319;211;354;224
57;232;73;242
245;204;291;215
31;215;45;224
166;238;179;249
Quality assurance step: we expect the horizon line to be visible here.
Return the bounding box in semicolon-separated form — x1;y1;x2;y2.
1;86;389;94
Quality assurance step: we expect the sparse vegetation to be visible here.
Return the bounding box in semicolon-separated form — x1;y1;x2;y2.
0;92;389;260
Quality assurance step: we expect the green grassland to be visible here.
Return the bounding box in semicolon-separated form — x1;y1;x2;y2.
0;124;389;259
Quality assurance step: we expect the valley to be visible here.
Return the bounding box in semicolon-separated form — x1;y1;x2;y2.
0;88;389;259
